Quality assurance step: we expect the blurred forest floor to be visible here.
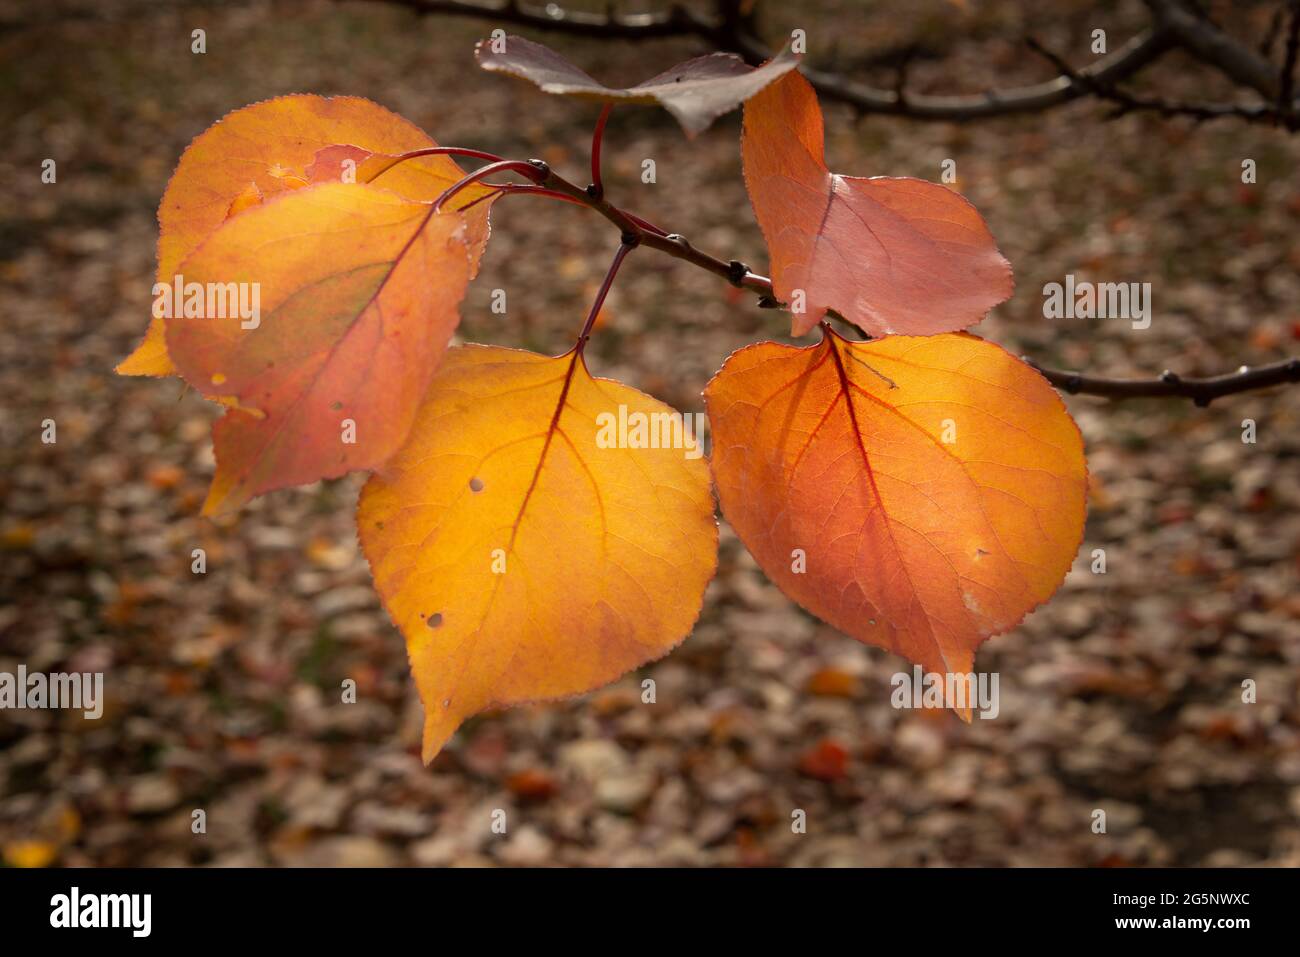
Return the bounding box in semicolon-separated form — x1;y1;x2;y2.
1;0;1298;866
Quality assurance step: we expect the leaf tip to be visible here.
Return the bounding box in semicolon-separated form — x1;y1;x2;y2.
421;708;461;765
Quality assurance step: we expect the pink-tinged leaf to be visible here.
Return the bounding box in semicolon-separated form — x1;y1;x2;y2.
743;71;1014;338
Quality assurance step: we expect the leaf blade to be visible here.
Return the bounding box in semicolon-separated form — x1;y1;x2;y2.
165;183;473;514
742;72;1014;337
704;331;1086;712
119;94;492;376
359;344;718;761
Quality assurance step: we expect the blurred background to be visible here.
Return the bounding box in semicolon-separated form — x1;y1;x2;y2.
1;0;1298;866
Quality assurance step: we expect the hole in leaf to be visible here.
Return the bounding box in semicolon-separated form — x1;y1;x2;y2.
469;477;484;492
427;613;443;628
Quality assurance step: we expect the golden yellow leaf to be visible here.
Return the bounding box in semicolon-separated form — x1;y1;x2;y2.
359;345;718;761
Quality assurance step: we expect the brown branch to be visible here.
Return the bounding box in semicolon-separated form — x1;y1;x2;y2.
518;159;1298;404
358;0;1186;122
1261;3;1287;59
1022;358;1300;405
1143;0;1282;98
358;0;1300;123
1279;1;1300;120
1026;36;1282;124
351;0;711;39
358;0;1300;124
731;24;1180;121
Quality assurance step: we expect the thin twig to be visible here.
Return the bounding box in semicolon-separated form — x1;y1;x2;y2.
590;103;612;200
1021;358;1300;405
360;0;1179;122
1026;36;1280;123
577;236;638;351
1278;1;1300;124
359;0;1300;125
513;161;1298;404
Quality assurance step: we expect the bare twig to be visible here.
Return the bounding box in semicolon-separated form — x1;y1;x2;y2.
1026;36;1281;123
730;24;1179;120
1261;3;1286;59
353;0;709;39
359;0;1300;125
1279;1;1300;122
359;0;1181;121
518;159;1298;404
1143;0;1282;98
1022;358;1300;405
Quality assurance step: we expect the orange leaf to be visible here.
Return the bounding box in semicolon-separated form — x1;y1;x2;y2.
505;768;559;801
805;666;859;698
704;330;1086;715
358;345;718;762
118;95;493;377
798;737;850;781
3;840;57;868
165;185;473;514
742;72;1013;338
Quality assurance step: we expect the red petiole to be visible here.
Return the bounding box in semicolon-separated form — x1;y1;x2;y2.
576;237;638;353
433;159;547;212
590;103;613;200
365;146;506;184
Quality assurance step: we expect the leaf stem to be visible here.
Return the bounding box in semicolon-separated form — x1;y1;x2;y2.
494;184;591;207
433;159;547;211
456;186;506;211
590;103;613;200
518;163;1297;404
577;235;638;353
410;150;1295;404
365;146;507;184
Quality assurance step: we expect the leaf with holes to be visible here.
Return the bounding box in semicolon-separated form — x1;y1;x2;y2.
743;71;1014;338
118;94;494;376
358;344;718;761
476;34;800;137
704;331;1086;715
166;184;473;515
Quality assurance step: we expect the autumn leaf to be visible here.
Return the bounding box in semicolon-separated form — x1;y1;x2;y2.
798;737;850;781
304;142;494;278
165;184;473;515
742;71;1013;338
704;330;1086;715
2;840;58;868
358;344;718;762
476;34;800;137
118;94;494;377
